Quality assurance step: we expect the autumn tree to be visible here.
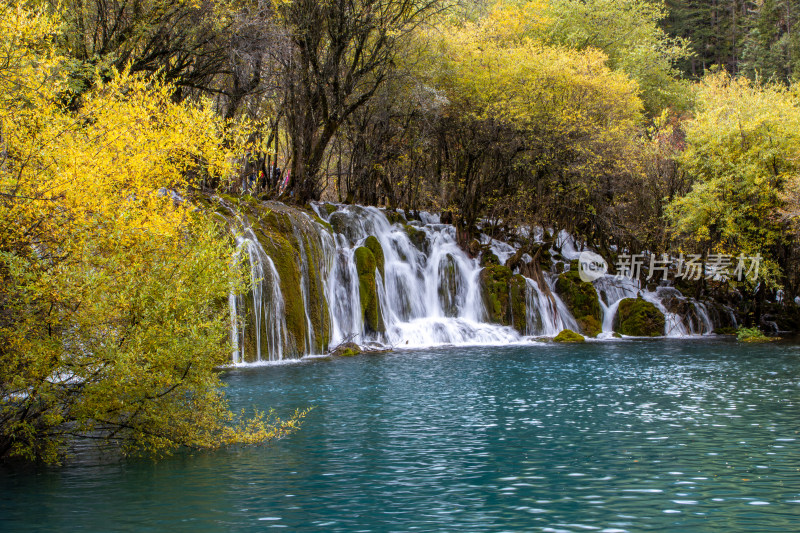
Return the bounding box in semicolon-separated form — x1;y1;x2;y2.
0;4;302;463
667;72;800;292
541;0;693;116
272;0;449;203
425;5;645;242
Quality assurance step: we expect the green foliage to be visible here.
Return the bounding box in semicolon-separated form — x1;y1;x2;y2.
615;298;666;337
541;0;693;115
667;72;800;289
736;326;775;343
553;329;585;342
663;0;800;83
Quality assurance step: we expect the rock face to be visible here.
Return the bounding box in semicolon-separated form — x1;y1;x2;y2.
438;253;461;317
219;195;331;360
364;235;385;278
355;246;385;333
555;263;602;337
615;297;665;337
553;329;585;343
479;265;527;333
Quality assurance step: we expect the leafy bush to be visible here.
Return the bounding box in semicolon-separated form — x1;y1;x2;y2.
736;327;776;343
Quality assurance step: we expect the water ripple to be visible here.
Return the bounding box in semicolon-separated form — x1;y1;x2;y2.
2;338;800;532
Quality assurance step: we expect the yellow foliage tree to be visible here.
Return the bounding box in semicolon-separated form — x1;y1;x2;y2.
0;4;303;463
431;6;643;230
668;72;800;289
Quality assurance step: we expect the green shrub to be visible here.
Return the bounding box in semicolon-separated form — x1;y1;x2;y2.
736;327;777;343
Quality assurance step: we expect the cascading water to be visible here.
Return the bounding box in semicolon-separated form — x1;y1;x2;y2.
591;271;715;337
229;225;288;363
524;277;579;336
223;198;726;363
322;206;523;348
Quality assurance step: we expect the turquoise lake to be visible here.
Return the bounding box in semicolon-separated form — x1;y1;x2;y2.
3;337;800;531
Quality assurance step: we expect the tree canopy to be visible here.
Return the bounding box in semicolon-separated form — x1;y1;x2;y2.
0;3;302;463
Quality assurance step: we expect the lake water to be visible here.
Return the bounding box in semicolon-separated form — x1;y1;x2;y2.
3;338;800;531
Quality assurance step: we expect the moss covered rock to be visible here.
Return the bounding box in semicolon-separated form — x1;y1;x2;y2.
479;265;527;333
404;224;428;253
481;264;512;324
355;246;385;334
384;209;406;225
225;198;332;358
480;250;500;267
364;235;385;279
329;211;362;243
615;297;665;337
508;274;527;333
554;329;585;343
555;265;602;337
331;342;362;357
577;315;602;338
437;254;461;317
254;211;308;357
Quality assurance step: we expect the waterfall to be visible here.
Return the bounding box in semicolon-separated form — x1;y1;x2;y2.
524;277;579;336
222;198;726;364
322;206;520;348
229;227;288;363
591;275;715;337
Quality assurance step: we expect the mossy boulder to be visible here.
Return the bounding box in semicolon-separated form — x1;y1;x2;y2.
331;342;362;357
615;297;665;337
554;329;585;343
233;200;332;358
355;246;385;334
437;253;461;317
323;203;338;216
479;265;527;333
480;264;511;324
555;265;602;337
480;250;500;267
384;209;406;225
329;211;361;243
577;315;602;338
364;235;385;278
508;274;527;333
310;212;334;234
254;211;308;358
404;224;428;253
